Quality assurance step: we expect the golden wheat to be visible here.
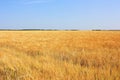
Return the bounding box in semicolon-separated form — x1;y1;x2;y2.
0;31;120;80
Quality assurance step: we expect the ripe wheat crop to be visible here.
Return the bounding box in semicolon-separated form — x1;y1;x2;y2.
0;31;120;80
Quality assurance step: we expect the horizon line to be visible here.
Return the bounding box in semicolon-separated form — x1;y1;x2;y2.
0;29;120;31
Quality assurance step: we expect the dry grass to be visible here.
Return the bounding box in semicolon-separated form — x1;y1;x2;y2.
0;31;120;80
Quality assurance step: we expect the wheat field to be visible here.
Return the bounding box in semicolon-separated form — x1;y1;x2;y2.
0;31;120;80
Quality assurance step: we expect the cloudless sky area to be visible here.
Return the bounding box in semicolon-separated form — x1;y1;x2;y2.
0;0;120;30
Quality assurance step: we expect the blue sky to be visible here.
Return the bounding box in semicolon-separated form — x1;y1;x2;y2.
0;0;120;29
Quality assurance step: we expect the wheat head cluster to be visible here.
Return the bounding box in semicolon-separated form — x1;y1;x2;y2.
0;31;119;80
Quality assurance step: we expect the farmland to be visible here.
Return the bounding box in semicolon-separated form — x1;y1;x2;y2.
0;31;120;80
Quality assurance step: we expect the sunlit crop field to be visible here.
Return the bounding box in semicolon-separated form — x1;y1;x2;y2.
0;31;120;80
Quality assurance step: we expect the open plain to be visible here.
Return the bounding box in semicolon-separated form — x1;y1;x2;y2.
0;31;120;80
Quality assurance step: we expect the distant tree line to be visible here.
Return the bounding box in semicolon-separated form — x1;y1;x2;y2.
0;29;120;31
